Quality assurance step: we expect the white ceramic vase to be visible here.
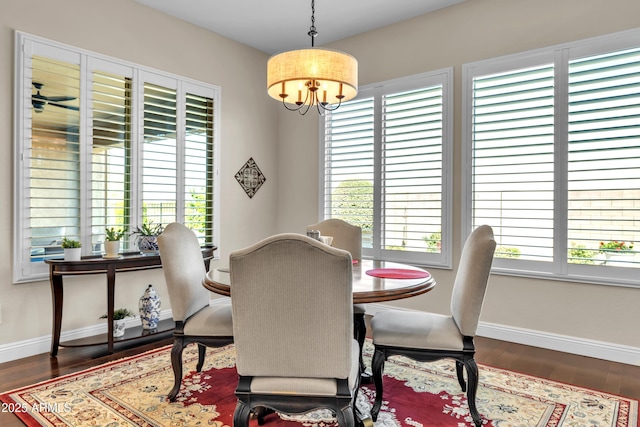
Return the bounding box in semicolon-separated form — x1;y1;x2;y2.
113;319;126;337
104;240;121;258
63;247;82;261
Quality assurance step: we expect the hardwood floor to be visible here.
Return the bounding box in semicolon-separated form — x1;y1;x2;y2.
1;335;639;426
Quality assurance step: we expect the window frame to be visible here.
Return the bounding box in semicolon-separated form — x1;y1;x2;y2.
320;68;454;268
13;31;221;283
462;28;640;288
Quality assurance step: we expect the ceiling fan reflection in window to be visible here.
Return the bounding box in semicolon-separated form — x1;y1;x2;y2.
31;82;79;113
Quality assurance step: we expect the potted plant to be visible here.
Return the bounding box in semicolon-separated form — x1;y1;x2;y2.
61;237;82;261
599;240;634;252
131;221;164;252
100;308;135;337
104;227;125;258
599;240;635;265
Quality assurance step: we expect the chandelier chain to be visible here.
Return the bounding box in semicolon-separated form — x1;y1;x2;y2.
308;0;317;47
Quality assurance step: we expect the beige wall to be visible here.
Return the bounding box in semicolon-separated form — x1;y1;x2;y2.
0;0;278;346
276;0;640;352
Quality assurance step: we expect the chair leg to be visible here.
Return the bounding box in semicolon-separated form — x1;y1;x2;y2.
456;360;466;392
167;339;185;401
354;313;366;373
464;358;482;427
233;401;252;427
196;343;206;372
337;405;355;427
370;348;386;421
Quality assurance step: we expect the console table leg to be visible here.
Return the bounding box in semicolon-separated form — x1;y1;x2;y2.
49;270;63;357
107;265;116;354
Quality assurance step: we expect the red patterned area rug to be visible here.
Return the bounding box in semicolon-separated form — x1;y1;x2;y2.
1;341;637;427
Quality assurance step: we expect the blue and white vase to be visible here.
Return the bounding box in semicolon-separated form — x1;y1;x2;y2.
139;284;161;330
137;236;159;253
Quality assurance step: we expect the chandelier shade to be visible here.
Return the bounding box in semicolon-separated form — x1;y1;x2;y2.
267;48;358;107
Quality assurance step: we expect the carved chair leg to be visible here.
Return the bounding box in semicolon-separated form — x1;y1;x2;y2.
353;313;367;373
337;405;355;427
233;401;252;427
167;339;185;401
464;358;482;427
370;348;386;421
455;360;466;392
196;343;206;372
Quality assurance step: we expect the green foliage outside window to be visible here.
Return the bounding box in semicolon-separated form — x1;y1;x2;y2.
331;180;373;232
495;246;520;258
423;231;441;253
568;243;596;264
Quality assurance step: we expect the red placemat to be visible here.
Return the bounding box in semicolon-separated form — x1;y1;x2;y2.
366;268;430;279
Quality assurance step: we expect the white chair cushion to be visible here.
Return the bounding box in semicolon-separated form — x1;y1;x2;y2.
372;310;464;351
183;301;233;336
249;339;361;395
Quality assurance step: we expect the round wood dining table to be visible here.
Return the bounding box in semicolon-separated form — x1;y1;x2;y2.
203;259;436;303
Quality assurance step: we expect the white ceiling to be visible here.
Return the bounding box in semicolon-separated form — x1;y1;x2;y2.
133;0;467;54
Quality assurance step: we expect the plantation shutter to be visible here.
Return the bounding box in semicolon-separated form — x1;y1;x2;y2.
28;53;81;265
567;47;640;265
142;82;177;226
471;64;555;262
184;91;215;244
323;98;375;247
91;67;133;251
381;86;444;254
322;70;452;265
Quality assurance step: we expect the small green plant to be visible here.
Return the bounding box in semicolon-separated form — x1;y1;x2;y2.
61;237;81;248
131;221;163;237
105;227;125;241
423;231;441;253
495;246;520;258
599;241;634;252
100;308;135;320
568;243;596;265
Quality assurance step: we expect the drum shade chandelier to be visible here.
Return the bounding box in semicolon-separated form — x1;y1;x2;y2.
267;0;358;115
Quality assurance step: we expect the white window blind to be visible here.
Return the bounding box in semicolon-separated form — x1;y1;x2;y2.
142;82;178;227
471;65;555;262
184;92;215;244
464;29;640;286
567;47;640;268
381;87;444;254
27;53;82;267
322;98;375;247
14;32;220;283
91;68;132;251
322;69;453;266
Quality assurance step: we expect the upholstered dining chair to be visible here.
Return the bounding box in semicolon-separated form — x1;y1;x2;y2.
369;225;496;427
229;233;362;427
306;219;367;373
158;222;234;402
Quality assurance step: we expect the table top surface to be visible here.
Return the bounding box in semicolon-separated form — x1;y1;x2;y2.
203;259;436;304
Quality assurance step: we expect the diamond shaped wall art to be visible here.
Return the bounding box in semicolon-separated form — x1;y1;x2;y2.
235;157;266;199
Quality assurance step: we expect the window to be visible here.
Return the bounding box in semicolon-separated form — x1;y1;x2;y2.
14;32;220;283
321;69;453;267
463;29;640;286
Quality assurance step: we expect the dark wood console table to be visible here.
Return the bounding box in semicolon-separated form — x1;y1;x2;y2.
46;247;216;357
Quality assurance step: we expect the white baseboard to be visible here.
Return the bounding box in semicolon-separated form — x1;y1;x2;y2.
0;309;174;364
366;303;640;366
3;301;639;366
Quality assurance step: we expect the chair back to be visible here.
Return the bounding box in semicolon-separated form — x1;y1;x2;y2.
230;233;353;379
307;218;362;261
450;225;496;337
158;222;210;322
